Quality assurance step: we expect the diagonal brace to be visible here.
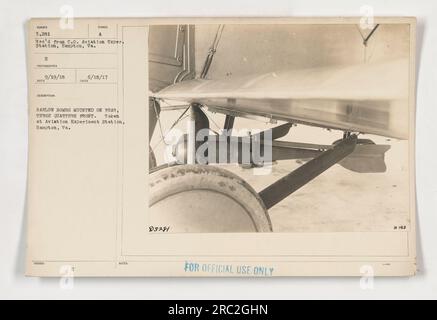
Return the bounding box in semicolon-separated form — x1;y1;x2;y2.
259;134;358;209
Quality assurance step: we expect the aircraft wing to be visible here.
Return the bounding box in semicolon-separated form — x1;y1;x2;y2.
153;59;409;139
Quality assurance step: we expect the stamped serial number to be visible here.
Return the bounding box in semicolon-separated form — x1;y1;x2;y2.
148;225;170;232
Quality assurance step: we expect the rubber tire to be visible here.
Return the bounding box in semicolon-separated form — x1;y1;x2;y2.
149;164;272;232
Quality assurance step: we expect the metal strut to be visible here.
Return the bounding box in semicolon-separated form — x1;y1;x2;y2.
259;134;358;209
188;103;209;164
149;98;161;142
223;115;235;134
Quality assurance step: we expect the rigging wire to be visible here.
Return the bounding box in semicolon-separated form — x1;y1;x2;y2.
200;24;225;79
151;111;190;150
151;25;226;153
152;25;225;151
355;23;380;63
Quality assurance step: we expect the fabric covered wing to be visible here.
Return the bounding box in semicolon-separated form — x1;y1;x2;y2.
153;59;409;139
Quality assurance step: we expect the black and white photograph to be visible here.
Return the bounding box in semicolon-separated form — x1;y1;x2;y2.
21;16;417;278
8;0;437;300
148;22;412;233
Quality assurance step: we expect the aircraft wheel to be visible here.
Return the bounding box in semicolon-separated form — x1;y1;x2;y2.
149;164;272;232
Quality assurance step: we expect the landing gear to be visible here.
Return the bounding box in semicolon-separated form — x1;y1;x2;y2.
148;104;272;232
147;102;388;232
149;98;160;170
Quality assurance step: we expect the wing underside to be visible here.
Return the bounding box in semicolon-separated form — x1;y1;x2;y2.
153;59;409;139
